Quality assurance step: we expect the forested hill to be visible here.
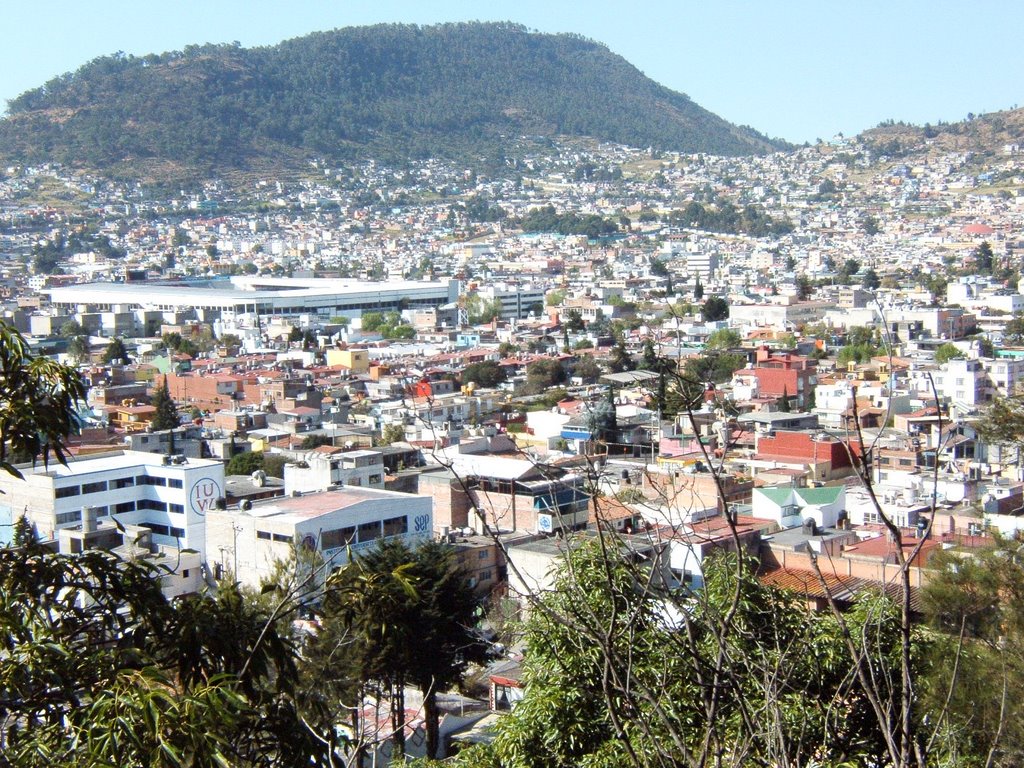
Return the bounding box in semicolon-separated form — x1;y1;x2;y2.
0;22;785;177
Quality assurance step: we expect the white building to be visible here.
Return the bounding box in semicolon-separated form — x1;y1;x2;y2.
751;486;845;529
44;276;460;327
475;285;547;320
983;357;1024;399
0;450;224;558
205;487;432;588
938;358;990;409
283;449;386;495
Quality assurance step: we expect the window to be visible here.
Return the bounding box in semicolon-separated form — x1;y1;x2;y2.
82;481;108;495
257;530;272;540
138;499;167;512
140;476;168;487
92;506;109;517
272;533;291;543
369;474;382;485
170;527;184;538
56;510;81;525
479;550;489;560
182;569;190;578
55;485;80;499
113;477;135;489
169;503;184;515
358;520;381;543
478;569;492;581
382;516;408;538
321;526;356;550
168;478;183;489
142;522;170;536
115;501;136;514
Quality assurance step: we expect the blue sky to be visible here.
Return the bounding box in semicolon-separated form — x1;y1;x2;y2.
3;1;1020;144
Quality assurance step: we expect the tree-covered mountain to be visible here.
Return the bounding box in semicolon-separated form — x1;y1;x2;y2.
0;22;786;177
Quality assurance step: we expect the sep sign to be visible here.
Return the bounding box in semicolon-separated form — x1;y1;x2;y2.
190;478;222;516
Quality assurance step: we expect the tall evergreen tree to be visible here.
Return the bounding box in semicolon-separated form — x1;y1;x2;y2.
150;375;179;431
101;336;130;365
320;540;487;759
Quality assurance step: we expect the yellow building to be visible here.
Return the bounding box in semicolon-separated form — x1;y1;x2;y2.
325;348;370;374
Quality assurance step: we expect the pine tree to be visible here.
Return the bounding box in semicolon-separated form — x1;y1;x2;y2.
778;385;791;412
102;337;130;365
150;375;179;431
12;515;36;547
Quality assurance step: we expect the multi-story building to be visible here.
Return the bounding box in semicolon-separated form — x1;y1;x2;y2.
475;285;546;320
0;450;225;557
938;357;990;409
205;486;432;588
739;347;818;408
44;277;461;328
422;454;589;536
283;448;386;495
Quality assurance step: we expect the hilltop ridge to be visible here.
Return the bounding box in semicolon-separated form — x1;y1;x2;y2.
0;22;786;179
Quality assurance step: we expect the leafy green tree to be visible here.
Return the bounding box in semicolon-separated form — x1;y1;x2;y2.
841;258;861;278
58;319;84;338
777;385;791;412
640;338;660;370
379;423;407;446
150;375;180;431
921;541;1024;762
464;295;504;325
102;336;130;365
526;358;567;388
975;241;995;274
12;514;36;546
361;312;386;332
607;341;635;373
0;320;86;476
1005;312;1024;345
837;343;877;365
924;274;948;306
705;328;741;350
934;342;964;364
563;309;585;332
66;334;91;364
474;540;909;768
862;268;881;291
462;361;507;388
796;274;815;299
300;434;334;449
225;450;264;475
571;354;601;382
701;295;729;322
321;540;487;759
976;386;1024;451
0;538;336;765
